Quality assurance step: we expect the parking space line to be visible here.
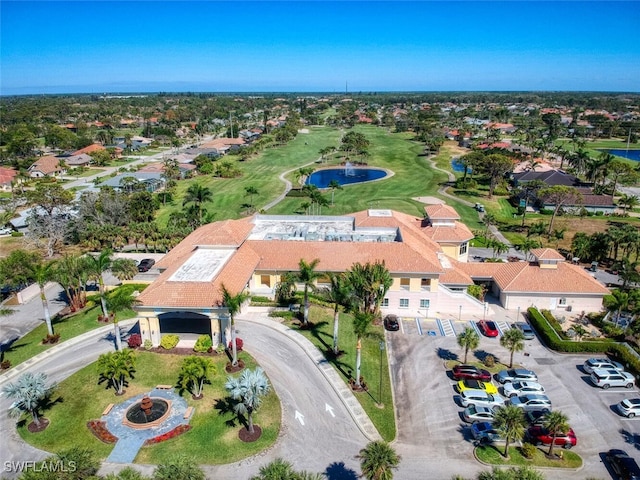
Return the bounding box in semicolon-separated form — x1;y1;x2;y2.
415;318;423;336
436;319;445;336
399;318;406;335
469;320;481;335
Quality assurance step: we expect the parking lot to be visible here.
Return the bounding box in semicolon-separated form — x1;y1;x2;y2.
386;317;640;479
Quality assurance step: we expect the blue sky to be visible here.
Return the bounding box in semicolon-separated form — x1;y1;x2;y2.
1;1;639;95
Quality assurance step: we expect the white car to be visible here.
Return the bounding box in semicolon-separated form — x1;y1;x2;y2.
503;381;545;398
583;358;624;374
591;368;635;389
616;398;640;418
459;389;505;410
462;405;497;423
0;227;12;235
509;394;552;412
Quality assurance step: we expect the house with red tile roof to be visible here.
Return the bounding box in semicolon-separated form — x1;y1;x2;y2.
28;156;66;178
0;167;18;191
134;209;608;346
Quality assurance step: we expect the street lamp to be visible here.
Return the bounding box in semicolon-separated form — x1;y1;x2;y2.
378;341;385;407
458;305;462;322
483;302;488;321
517;306;521;321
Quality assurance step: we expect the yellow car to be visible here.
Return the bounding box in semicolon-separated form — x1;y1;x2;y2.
457;379;498;395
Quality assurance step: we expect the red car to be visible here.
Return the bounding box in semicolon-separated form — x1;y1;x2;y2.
478;320;499;337
452;364;492;382
525;425;577;449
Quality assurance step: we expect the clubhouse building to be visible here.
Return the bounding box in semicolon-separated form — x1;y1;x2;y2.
135;206;609;346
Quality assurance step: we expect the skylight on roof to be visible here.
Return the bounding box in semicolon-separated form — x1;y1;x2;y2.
368;209;393;217
169;248;234;282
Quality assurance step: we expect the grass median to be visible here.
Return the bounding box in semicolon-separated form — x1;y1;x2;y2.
476;444;582;468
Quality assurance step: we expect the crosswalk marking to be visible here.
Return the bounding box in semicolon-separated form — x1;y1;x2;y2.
437;318;457;337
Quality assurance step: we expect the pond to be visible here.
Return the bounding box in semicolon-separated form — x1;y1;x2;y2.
600;149;640;162
306;166;389;188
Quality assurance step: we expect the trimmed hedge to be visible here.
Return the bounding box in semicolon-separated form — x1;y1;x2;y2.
527;307;640;378
160;334;180;350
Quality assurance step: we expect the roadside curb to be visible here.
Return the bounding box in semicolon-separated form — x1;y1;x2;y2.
238;308;382;442
473;446;584;472
0;319;138;387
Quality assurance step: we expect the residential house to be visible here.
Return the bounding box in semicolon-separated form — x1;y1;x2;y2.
0;167;18;192
28;156;66;178
99;172;165;192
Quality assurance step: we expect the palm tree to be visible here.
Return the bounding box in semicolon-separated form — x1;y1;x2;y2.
183;183;213;226
220;283;249;367
105;286;140;350
323;272;352;355
244;186;259;212
110;258;139;282
327;179;343;206
346;261;392;316
543;411;570;458
225;367;271;436
97;349;136;395
357;440;401;480
353;311;374;388
2;372;56;429
457;327;479;363
604;289;631;327
178;356;216;399
619;194;640;213
492;405;527;459
515;238;541;261
250;458;298;480
30;258;58;336
85;249;113;319
500;328;525;368
297;258;322;326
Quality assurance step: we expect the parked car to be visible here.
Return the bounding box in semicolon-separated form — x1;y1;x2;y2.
509;394;552;412
590;368;635;389
583;357;624;374
616;398;640;418
470;421;505;445
462;405;496;423
0;227;13;235
606;449;640;480
478;319;499;337
457;379;498;395
452;365;491;382
459;389;505;410
525;425;577;449
503;381;545;398
513;322;535;340
495;368;538;384
137;258;156;272
383;314;400;331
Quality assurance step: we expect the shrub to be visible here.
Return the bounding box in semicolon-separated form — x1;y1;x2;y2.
193;334;213;353
144;339;153;350
160;334;180;350
520;442;537;459
42;333;61;344
228;337;243;352
127;334;142;349
483;355;495;368
269;310;295;319
1;360;11;370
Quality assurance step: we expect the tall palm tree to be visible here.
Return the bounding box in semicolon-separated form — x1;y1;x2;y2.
106;287;140;351
250;458;298;480
500;328;526;368
515;238;541;261
110;258;139;282
297;258;322;326
85;249;113;319
183;183;213;226
457;327;479;363
323;272;353;355
346;261;392;315
97;349;136;395
492;405;527;459
353;311;374;388
619;194;639;214
220;283;249;367
244;186;259;212
2;372;56;429
31;259;58;336
357;440;401;480
543;411;570;458
327;179;343;206
178;356;216;399
225;367;271;436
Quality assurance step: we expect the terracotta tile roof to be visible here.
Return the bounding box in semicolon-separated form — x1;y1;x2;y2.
0;167;18;185
425;204;460;220
200;137;246;149
73;143;105;155
29;156;63;175
531;248;565;260
423;223;474;243
439;267;474;285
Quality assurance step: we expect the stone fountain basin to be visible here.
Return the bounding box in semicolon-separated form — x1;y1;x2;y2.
123;397;173;430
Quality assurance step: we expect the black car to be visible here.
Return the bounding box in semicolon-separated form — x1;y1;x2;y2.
606;449;640;480
137;258;156;272
383;314;400;332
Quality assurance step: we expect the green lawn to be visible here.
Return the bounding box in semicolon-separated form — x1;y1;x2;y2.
16;350;280;464
1;284;147;369
281;303;396;441
476;444;582;468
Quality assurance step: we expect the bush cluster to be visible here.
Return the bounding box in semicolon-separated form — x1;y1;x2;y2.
193;334;213;353
520;442;537;459
160;334;180;350
42;333;61;344
269;310;295;319
127;333;142;348
540;309;568;339
228;338;244;351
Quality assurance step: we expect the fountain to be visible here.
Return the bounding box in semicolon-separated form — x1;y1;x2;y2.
344;161;355;177
123;396;172;430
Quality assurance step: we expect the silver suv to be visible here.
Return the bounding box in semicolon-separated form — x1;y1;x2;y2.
590;368;635;389
583;358;624;374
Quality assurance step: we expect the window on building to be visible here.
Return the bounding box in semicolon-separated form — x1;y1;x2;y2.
420;299;430;309
400;278;410;291
260;275;271;287
381;298;389;307
399;298;409;308
460;242;468;255
558;297;567;306
421;278;431;290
